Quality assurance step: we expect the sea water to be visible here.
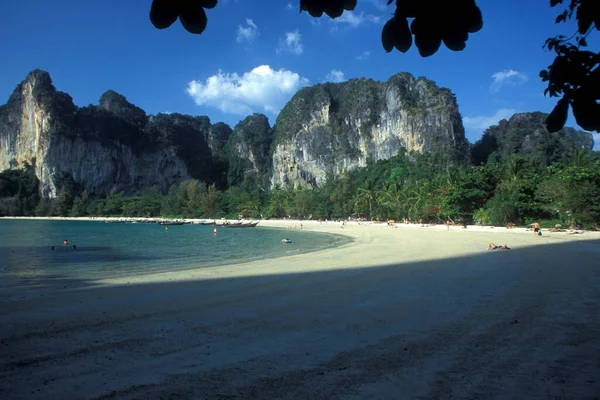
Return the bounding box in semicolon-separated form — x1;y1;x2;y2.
0;220;349;288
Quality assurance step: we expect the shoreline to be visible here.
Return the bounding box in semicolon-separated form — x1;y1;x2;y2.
3;215;594;287
1;214;592;236
1;216;599;398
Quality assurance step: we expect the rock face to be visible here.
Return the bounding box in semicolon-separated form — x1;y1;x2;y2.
0;70;230;198
471;112;595;166
226;114;273;187
270;73;469;188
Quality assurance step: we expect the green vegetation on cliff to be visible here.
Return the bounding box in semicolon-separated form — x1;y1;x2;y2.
2;145;598;229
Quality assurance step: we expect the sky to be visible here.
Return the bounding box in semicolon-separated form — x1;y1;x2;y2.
1;0;598;149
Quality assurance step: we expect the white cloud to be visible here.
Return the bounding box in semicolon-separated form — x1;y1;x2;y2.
593;133;600;151
286;2;293;10
333;11;381;28
325;69;346;83
277;30;304;55
463;108;517;141
490;69;528;93
186;65;310;115
236;19;258;43
356;51;371;60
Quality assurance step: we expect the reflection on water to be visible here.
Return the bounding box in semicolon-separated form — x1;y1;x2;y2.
0;220;349;286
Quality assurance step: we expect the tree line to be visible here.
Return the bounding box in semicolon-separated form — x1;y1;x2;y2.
1;149;599;229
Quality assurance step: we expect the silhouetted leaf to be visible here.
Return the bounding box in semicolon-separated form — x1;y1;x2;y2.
577;2;593;34
150;0;179;30
443;29;469;51
550;0;563;7
578;37;587;46
549;56;569;82
415;34;442;57
555;12;567;23
546;98;569;132
382;18;396;53
201;0;218;9
466;4;483;33
394;17;413;52
572;98;600;132
387;0;393;5
179;1;208;34
324;6;344;19
300;0;324;17
395;0;420;18
344;0;357;11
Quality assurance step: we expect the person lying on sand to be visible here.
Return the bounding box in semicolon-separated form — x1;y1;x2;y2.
488;243;511;250
567;230;585;235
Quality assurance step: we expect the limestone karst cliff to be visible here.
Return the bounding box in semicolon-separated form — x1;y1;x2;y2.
471;112;595;166
226;113;274;188
0;70;229;198
3;70;593;200
270;73;470;188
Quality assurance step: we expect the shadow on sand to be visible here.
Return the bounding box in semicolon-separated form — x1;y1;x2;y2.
1;239;599;399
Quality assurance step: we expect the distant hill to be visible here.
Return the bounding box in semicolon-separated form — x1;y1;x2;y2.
471;112;595;166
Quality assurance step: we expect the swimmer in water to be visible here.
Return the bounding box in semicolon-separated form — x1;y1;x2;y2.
165;226;168;232
73;245;77;250
63;239;69;245
213;228;217;234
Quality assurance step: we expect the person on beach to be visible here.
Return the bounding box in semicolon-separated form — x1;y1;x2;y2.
532;221;541;236
488;243;510;250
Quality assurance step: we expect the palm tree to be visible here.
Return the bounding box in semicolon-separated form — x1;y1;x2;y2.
505;157;528;182
355;179;377;218
570;148;595;168
377;181;403;219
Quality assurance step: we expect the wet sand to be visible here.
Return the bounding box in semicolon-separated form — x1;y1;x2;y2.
1;220;599;399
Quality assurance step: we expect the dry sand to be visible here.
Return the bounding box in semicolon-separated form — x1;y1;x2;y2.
1;219;599;399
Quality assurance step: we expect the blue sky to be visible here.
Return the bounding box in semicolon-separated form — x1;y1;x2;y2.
1;0;597;148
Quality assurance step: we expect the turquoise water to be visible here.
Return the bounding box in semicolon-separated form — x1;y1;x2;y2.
0;220;349;287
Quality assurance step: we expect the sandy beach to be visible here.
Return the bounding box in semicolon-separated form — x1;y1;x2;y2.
1;218;599;399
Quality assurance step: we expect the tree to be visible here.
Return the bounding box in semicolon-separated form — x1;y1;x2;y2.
541;0;600;133
149;0;598;133
70;190;90;217
355;179;377;217
200;183;220;218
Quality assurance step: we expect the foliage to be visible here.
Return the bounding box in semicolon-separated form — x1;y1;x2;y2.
0;162;40;216
541;0;600;132
2;138;599;228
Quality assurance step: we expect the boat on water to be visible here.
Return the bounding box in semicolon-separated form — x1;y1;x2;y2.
221;221;259;228
158;221;187;226
197;221;216;225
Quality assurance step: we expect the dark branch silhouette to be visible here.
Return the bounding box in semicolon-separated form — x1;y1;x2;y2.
542;0;599;133
149;0;599;134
